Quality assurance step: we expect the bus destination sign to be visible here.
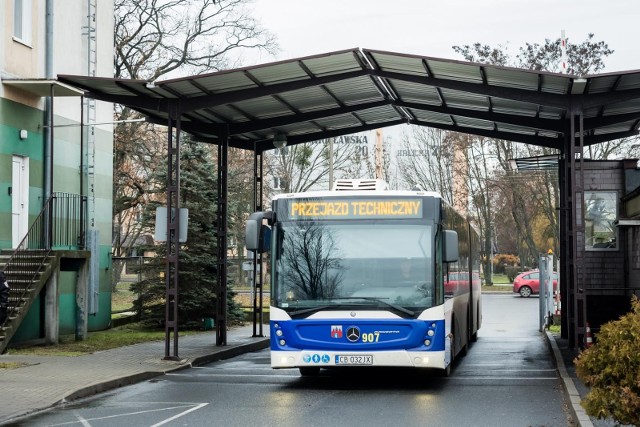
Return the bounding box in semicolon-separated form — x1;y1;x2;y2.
286;198;423;220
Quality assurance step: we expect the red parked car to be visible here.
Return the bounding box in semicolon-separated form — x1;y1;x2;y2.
512;270;558;298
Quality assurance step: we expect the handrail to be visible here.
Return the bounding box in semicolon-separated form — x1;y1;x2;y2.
1;192;87;326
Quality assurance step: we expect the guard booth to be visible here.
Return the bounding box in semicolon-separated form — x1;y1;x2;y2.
574;159;640;340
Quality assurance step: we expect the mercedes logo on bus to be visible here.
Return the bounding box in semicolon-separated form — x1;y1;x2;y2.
346;326;360;342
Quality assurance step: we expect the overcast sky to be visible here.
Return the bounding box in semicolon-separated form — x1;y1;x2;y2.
246;0;640;171
251;0;639;72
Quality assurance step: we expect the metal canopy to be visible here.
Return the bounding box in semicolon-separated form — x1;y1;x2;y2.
57;48;640;151
512;155;560;171
56;48;640;352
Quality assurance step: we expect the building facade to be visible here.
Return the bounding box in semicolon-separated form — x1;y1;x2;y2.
577;160;640;332
0;0;114;344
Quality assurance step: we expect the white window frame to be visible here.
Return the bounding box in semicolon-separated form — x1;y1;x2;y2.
584;191;618;251
13;0;32;46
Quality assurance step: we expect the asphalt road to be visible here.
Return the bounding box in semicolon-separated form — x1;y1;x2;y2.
17;294;574;427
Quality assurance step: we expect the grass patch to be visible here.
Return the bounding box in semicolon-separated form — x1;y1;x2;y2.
481;284;512;293
6;323;198;356
491;274;511;285
0;362;29;370
112;282;136;313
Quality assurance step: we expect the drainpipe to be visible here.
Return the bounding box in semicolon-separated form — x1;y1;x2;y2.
44;0;54;202
42;0;59;346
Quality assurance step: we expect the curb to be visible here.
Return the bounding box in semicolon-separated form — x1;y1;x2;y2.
62;371;162;402
191;337;270;367
544;331;594;427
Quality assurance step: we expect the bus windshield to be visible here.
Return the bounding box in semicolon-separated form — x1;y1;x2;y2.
273;221;434;315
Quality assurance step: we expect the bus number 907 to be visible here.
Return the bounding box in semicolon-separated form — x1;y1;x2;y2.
362;332;380;343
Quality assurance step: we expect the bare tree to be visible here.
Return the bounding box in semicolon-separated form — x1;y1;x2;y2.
586;136;640;160
447;34;630;270
115;0;277;80
397;127;455;203
112;0;277;259
492;141;559;265
452;33;613;74
266;137;372;197
280;223;344;300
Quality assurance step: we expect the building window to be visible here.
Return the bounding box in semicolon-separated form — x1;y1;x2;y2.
13;0;32;45
273;176;288;191
584;191;618;250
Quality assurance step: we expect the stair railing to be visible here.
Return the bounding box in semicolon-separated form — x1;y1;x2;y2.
1;192;87;325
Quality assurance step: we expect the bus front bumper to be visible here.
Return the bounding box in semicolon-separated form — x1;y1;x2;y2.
271;350;447;370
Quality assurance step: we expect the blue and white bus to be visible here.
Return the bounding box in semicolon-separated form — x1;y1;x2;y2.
246;179;481;376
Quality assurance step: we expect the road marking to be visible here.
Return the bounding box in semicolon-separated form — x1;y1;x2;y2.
166;372;298;378
151;403;208;427
74;414;92;427
460;366;557;371
448;376;558;380
46;404;208;426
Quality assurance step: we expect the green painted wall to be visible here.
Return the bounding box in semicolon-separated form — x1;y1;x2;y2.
12;295;42;342
11;270;92;342
88;246;114;330
58;271;78;335
0;98;46;249
2;96;115;340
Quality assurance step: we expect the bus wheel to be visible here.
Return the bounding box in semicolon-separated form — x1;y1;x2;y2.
460;328;469;357
441;346;454;377
471;310;479;342
299;367;320;377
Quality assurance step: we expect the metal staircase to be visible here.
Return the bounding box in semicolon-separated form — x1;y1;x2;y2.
0;251;57;353
0;193;86;353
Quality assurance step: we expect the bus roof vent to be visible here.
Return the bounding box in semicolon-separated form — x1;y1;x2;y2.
332;179;389;191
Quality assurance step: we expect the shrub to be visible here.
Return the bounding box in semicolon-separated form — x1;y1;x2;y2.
492;254;519;275
574;296;640;426
504;266;520;282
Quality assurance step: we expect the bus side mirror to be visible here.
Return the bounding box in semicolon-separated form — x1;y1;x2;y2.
443;230;459;263
245;212;272;253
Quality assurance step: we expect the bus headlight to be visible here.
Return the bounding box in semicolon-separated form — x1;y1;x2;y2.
427;329;435;337
279;339;286;346
276;329;283;337
424;339;431;346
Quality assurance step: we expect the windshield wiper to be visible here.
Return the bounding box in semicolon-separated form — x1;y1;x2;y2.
330;297;415;317
287;298;416;318
288;305;333;318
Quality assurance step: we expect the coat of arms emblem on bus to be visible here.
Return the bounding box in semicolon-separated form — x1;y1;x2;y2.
331;325;343;338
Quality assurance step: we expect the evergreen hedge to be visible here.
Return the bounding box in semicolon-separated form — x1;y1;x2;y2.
574;296;640;426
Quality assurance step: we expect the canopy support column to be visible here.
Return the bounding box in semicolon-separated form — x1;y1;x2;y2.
164;113;181;360
560;108;587;348
252;147;265;338
216;131;229;346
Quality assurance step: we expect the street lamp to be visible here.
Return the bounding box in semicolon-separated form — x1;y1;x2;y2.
273;133;287;149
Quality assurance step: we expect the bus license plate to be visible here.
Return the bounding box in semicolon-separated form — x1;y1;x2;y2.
336;355;373;365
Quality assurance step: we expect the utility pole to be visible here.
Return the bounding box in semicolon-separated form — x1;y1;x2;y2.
328;137;334;189
375;129;383;179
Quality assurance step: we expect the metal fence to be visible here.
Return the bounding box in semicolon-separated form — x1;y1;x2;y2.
111;255;266;309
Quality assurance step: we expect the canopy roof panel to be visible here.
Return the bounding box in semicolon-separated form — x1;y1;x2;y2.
57;48;640;152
